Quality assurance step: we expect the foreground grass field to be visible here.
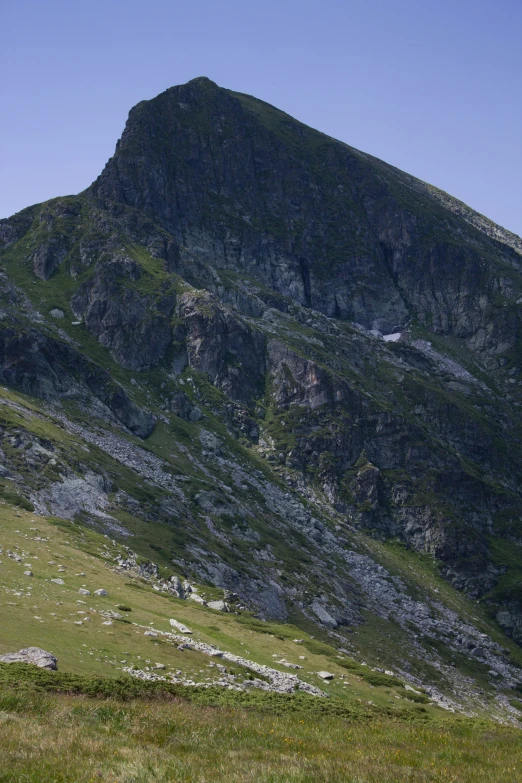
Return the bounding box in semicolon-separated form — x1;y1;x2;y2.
2;500;522;781
0;669;521;783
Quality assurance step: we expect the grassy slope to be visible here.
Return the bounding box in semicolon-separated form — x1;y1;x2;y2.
2;499;522;782
0;669;521;782
0;502;430;710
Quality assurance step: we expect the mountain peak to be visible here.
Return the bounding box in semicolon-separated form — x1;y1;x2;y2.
185;76;219;88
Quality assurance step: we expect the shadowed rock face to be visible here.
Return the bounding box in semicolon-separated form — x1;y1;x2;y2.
0;327;155;437
72;254;174;371
89;77;522;360
1;77;522;650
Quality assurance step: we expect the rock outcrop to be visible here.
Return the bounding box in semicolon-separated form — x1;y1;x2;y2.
0;647;58;670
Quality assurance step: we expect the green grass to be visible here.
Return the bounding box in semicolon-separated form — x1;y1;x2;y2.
488;537;522;604
0;666;521;782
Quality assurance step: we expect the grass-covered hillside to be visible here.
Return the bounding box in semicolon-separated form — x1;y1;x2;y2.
1;666;522;782
0;499;522;781
0;500;437;706
0;501;521;781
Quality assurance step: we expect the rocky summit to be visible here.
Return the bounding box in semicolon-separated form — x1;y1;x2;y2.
2;76;522;720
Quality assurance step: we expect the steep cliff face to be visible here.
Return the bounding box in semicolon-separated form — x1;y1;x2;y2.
1;77;522;704
90;77;522;363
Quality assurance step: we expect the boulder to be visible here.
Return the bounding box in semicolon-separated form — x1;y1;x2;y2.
207;600;228;612
94;589;108;596
311;601;338;629
169;619;192;634
0;647;57;670
317;671;334;680
188;593;206;605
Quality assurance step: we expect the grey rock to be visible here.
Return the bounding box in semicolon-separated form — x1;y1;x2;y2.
102;610;122;620
207;600;228;612
169;619;192;634
311;601;338;629
188;593;206;605
71;255;173;371
0;327;154;438
40;472;110;521
32;240;67;281
0;647;57;670
188;406;202;422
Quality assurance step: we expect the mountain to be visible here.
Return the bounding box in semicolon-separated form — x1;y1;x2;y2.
1;76;522;720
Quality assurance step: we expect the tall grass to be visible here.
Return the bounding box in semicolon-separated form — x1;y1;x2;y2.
0;668;520;782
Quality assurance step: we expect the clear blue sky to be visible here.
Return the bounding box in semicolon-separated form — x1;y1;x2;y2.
1;0;521;236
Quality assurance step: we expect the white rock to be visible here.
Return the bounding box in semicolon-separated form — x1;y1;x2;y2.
0;647;57;670
23;570;33;577
169;619;192;634
78;588;90;596
275;659;303;669
188;593;206;605
50;578;65;585
94;589;108;596
207;600;228;612
317;671;334;680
